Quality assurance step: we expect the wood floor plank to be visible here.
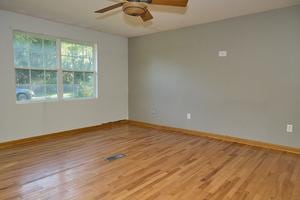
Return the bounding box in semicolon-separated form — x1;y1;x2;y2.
0;124;299;200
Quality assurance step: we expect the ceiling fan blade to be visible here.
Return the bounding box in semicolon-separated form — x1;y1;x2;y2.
108;0;122;2
150;0;188;7
95;2;125;13
141;9;153;22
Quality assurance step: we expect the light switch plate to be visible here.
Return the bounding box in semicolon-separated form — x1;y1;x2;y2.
287;124;293;133
187;113;191;120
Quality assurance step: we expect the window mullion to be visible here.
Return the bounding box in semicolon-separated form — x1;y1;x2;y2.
44;70;46;99
27;35;31;69
43;40;46;99
29;69;32;92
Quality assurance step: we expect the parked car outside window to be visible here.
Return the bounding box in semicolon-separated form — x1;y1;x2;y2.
16;88;35;101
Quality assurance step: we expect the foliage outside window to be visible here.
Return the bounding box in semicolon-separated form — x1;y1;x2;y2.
13;31;97;102
61;41;95;99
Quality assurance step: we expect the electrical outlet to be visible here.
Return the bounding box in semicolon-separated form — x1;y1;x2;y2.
151;109;157;115
187;113;191;120
287;124;293;133
218;51;227;57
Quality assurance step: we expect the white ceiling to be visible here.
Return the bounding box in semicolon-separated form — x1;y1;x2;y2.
0;0;299;37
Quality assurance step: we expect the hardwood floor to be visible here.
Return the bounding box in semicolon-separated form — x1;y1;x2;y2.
0;124;299;200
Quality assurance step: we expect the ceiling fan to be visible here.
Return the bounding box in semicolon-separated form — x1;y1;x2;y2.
95;0;189;22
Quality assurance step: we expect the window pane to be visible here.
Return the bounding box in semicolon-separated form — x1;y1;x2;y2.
13;32;29;49
30;37;43;52
16;69;30;86
44;39;56;54
14;48;29;67
74;44;84;57
86;72;94;84
61;42;73;56
74;72;84;84
63;71;74;98
84;46;93;58
31;70;45;98
61;41;94;72
62;55;73;70
73;57;84;71
16;69;32;102
45;71;57;99
74;72;84;97
30;52;43;68
45;70;56;84
44;39;57;69
73;72;95;98
14;32;29;68
84;58;93;71
31;70;44;85
63;72;95;99
14;32;57;70
84;72;95;98
44;53;57;69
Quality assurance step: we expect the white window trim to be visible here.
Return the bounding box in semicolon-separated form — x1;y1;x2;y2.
13;30;98;104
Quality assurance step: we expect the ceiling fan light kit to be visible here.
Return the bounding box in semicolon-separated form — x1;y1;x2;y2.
123;2;147;16
95;0;189;22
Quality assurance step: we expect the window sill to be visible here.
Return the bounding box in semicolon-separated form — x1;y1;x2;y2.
16;97;98;104
16;99;59;104
62;96;98;102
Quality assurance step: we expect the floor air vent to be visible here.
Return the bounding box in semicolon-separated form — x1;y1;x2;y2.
106;153;126;162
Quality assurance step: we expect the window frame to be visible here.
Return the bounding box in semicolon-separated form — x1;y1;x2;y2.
13;30;98;104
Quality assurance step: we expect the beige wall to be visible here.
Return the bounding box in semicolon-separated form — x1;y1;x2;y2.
0;10;128;143
129;6;300;148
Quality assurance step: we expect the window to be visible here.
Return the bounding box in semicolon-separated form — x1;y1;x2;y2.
61;41;95;99
14;32;58;101
13;31;97;102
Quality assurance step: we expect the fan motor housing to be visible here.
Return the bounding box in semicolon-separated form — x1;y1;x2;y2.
123;2;147;16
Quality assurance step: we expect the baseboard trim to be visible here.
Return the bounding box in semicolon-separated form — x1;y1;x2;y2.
128;120;300;155
1;119;299;155
0;120;128;149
